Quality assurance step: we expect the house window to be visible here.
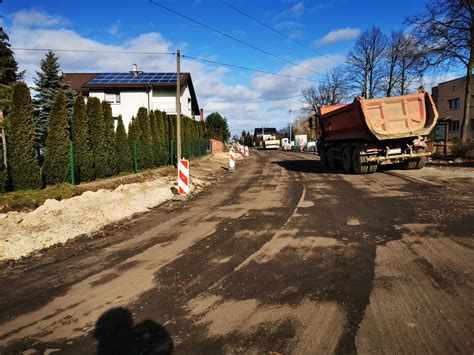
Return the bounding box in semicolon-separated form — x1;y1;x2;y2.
448;120;460;132
448;98;460;110
105;92;120;104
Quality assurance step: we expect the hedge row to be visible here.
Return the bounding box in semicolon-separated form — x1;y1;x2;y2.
1;82;207;192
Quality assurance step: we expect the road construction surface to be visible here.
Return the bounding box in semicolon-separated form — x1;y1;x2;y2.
0;150;473;354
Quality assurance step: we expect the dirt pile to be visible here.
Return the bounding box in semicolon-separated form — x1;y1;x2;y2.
0;151;246;261
0;179;174;260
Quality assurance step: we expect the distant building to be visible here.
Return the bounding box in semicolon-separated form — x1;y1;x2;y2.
431;75;474;140
253;127;278;140
63;65;200;128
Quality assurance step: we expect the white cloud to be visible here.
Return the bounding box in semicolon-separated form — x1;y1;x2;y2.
11;9;69;28
276;2;305;20
316;27;361;45
7;8;344;136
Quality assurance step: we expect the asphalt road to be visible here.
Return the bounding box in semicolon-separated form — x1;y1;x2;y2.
0;149;473;354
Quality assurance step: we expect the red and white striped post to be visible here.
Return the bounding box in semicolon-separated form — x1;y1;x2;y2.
178;159;190;195
229;147;236;170
244;145;249;157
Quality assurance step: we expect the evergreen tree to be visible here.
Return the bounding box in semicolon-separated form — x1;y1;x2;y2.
64;84;77;127
102;101;118;176
33;50;63;150
0;27;23;84
42;91;70;185
149;110;160;167
115;115;131;172
71;96;94;182
128;116;141;170
162;111;169;162
137;107;154;169
87;97;108;178
7;82;42;189
155;110;166;165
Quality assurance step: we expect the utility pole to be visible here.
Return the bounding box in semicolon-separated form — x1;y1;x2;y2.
176;48;181;162
288;110;292;143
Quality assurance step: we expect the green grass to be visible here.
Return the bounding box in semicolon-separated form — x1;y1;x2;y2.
0;183;85;211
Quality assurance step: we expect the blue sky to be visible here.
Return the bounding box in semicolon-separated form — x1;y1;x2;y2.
0;0;460;135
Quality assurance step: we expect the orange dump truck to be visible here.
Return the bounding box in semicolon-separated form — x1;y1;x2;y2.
317;92;438;174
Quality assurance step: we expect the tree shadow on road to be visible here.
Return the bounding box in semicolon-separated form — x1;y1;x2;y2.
272;160;337;174
94;307;173;355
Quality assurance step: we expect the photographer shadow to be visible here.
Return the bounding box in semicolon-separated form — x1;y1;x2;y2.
94;307;173;355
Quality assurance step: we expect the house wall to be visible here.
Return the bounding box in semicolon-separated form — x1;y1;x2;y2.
89;84;194;130
151;84;193;118
434;76;474;140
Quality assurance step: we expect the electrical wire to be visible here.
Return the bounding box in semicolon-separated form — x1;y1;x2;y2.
201;94;303;104
182;54;319;83
219;0;343;65
12;47;175;55
149;0;323;76
12;47;319;84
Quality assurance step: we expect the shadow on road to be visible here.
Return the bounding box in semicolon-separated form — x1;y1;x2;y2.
273;160;336;174
94;307;173;355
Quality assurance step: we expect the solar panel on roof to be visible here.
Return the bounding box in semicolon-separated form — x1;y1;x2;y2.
87;72;184;85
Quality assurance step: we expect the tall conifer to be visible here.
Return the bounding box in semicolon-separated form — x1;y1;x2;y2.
42;91;70;185
7;82;42;189
71;96;94;182
87;97;107;178
115;115;130;172
102;101;117;176
137;107;153;169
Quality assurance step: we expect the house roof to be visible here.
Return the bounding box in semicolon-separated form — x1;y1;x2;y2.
63;71;200;114
63;73;99;93
254;127;278;136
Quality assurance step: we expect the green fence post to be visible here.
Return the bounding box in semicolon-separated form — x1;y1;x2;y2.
133;141;138;174
69;141;75;185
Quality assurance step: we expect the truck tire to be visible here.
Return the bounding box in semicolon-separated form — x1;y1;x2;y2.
415;156;426;169
367;163;377;174
352;149;368;174
328;149;336;169
342;148;352;173
319;146;328;166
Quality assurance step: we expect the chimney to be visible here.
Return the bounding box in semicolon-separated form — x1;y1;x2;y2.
130;64;142;78
200;108;204;122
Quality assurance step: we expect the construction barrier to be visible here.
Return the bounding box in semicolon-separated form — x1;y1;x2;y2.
244;146;249;157
178;159;190;195
229;147;236;170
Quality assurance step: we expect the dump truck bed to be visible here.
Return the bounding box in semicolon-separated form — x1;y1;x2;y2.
320;92;438;141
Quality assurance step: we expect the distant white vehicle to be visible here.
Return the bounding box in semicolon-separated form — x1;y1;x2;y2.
306;141;316;152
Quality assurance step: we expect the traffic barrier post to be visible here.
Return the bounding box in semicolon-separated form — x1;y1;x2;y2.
178;159;190;195
229;147;236;170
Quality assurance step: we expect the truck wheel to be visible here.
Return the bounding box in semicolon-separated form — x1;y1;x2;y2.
342;148;352;173
319;146;328;166
367;163;377;174
415;157;426;169
352;149;368;174
328;149;336;169
403;159;418;170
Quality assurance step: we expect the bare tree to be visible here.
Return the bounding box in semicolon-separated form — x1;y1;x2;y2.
346;26;387;98
386;31;424;96
407;0;473;142
301;67;349;113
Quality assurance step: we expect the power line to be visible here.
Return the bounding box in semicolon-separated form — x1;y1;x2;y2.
12;47;175;55
182;54;319;83
219;0;343;65
149;0;323;76
201;94;303;104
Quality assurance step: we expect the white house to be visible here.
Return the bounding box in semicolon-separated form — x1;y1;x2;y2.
64;66;201;128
